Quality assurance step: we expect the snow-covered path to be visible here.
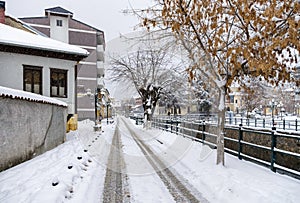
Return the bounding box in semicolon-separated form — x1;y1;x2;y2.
118;117;207;202
0;117;299;203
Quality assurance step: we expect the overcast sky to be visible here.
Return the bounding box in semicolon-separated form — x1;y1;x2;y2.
5;0;152;42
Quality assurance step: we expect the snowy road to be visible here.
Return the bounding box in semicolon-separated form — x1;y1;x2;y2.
119;117;207;202
0;117;299;203
102;119;130;202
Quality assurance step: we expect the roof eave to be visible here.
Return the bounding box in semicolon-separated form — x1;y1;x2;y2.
0;43;88;61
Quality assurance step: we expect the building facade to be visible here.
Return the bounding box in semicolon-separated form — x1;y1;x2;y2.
20;7;106;120
0;22;88;116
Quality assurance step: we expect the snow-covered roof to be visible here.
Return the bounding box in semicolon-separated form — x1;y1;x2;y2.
0;23;88;56
45;6;73;17
0;86;67;107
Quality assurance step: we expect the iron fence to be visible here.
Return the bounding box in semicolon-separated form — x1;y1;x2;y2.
149;116;300;179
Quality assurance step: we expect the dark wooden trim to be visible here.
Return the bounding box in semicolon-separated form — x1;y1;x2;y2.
0;44;87;61
23;65;43;95
74;64;78;114
50;68;68;98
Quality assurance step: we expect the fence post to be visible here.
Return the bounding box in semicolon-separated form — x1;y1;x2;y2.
270;127;277;172
235;118;237;125
255;118;257;127
238;124;243;160
165;118;167;131
152;117;155;128
157;118;160;129
263;118;265;128
296;119;298;131
283;119;285;130
202;121;206;143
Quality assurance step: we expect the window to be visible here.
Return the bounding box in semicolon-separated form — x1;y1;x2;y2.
23;65;42;94
56;19;62;27
50;69;68;98
230;95;234;103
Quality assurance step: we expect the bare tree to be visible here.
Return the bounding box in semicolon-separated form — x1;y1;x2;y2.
239;79;266;117
108;41;185;127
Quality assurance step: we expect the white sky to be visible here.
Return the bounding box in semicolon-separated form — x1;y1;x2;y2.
5;0;152;41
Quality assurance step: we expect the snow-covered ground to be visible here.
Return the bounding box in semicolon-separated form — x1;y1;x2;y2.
0;118;299;203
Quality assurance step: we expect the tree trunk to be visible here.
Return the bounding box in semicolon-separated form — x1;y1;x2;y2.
216;86;226;165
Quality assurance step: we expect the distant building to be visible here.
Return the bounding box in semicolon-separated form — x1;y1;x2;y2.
226;89;242;114
20;6;106;120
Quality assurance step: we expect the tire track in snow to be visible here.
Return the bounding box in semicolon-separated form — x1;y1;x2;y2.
102;119;130;203
120;118;208;203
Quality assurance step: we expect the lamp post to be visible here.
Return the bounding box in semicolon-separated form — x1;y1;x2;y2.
106;101;111;124
277;101;285;120
295;103;300;117
269;99;277;126
94;90;98;125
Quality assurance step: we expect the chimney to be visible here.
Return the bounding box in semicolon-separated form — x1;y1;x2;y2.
0;1;5;24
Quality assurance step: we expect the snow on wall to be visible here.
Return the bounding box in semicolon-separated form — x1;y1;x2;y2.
0;86;67;107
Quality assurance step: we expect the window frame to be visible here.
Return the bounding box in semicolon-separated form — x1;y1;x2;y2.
50;68;68;98
23;65;43;95
56;19;63;27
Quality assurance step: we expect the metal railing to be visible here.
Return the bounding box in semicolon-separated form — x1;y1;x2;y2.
226;117;300;131
152;114;300;131
150;116;300;179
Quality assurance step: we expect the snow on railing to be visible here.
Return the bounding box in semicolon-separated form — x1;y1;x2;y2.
147;115;300;180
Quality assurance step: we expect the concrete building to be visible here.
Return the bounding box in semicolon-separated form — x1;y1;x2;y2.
20;6;106;120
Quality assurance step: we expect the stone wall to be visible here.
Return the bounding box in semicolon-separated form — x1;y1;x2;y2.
0;97;67;171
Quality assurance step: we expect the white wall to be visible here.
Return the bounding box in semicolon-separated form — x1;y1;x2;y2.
0;97;67;172
49;15;69;43
0;52;76;114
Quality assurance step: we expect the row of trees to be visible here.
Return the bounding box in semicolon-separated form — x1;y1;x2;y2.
110;0;299;165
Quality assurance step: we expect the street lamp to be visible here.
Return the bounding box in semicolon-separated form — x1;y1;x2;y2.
269;99;277;126
277;101;285;120
295;103;300;117
106;100;111;124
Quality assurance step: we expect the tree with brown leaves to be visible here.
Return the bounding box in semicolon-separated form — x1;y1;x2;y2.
138;0;300;165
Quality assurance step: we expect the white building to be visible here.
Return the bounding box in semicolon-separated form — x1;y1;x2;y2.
0;23;88;117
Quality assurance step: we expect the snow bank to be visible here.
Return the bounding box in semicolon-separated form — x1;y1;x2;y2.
0;120;112;202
